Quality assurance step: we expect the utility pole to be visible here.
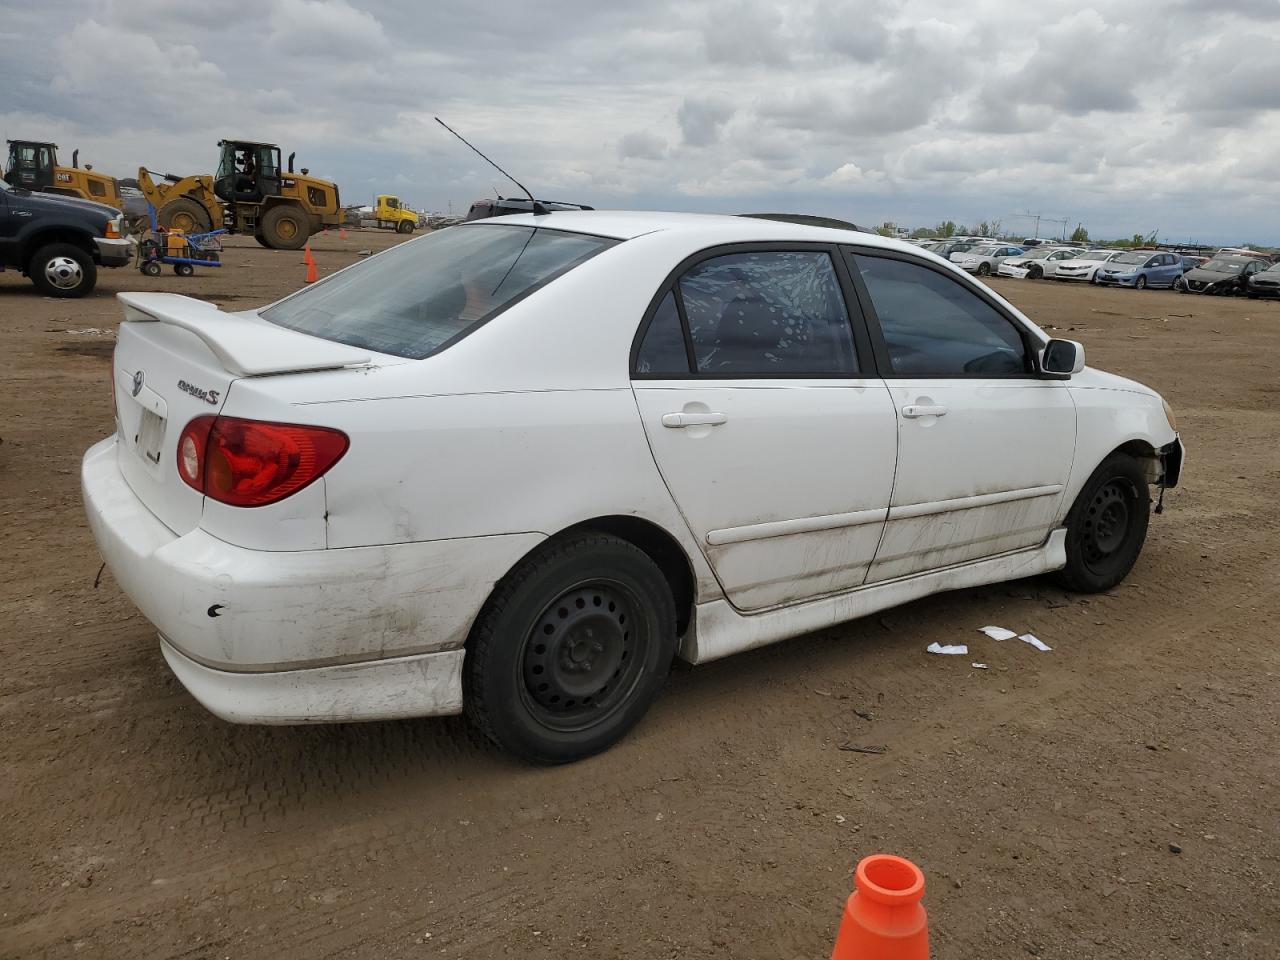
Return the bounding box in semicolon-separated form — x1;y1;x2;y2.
1009;211;1068;241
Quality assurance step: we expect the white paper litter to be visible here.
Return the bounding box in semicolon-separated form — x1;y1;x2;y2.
927;642;968;655
971;662;989;670
1018;633;1052;652
980;626;1018;641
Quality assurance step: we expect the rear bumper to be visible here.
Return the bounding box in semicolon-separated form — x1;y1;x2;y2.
161;637;465;724
81;436;543;722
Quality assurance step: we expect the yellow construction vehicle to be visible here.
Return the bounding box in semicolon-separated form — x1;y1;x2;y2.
137;139;341;250
3;140;124;211
372;195;419;233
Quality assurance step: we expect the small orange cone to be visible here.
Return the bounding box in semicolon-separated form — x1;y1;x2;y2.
302;243;314;265
831;855;928;960
305;256;318;284
339;228;347;240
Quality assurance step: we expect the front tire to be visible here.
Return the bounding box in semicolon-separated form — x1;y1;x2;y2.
158;197;213;235
1135;275;1147;290
260;205;310;250
1055;453;1151;593
464;533;677;764
28;243;96;298
977;262;991;276
1029;266;1044;280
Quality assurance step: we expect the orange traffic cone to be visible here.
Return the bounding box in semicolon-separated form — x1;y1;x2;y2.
339;228;347;240
305;256;318;284
302;243;314;265
831;855;928;960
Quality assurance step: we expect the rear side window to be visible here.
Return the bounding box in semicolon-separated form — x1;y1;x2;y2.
635;292;691;375
676;251;858;375
851;254;1030;376
262;225;616;359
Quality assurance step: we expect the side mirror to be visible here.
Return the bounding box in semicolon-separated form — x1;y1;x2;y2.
1042;339;1085;377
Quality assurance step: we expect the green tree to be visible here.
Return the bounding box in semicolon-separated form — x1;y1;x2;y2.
936;220;957;238
1070;224;1089;244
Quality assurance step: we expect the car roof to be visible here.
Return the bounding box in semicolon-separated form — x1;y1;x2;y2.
464;209;909;248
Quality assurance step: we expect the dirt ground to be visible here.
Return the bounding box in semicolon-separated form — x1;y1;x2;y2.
1;231;1277;960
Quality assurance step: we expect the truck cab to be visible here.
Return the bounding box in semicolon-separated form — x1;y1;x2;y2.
4;140;124;211
374;195;418;233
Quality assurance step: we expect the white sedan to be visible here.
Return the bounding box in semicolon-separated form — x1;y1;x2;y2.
950;243;1028;276
82;212;1183;763
997;247;1085;279
1053;250;1129;283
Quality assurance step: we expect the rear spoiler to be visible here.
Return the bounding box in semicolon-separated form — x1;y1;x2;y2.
117;292;372;377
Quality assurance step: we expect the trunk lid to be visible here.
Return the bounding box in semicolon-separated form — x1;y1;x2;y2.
111;293;372;535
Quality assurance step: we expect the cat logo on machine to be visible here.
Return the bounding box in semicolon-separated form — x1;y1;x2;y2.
131;370;145;397
177;379;221;405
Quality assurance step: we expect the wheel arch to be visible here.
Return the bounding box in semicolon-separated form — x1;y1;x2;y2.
469;515;697;647
20;229;95;269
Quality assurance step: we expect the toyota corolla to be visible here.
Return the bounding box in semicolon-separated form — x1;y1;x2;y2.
83;212;1183;763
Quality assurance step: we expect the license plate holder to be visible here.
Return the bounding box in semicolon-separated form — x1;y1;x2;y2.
136;408;166;466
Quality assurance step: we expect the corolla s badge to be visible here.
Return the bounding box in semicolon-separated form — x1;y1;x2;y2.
131;370;144;397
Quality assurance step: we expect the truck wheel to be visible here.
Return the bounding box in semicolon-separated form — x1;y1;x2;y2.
28;243;97;298
396;220;414;234
260;206;309;250
158;198;212;235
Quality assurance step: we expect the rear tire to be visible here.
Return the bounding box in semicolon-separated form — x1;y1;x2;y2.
158;198;213;235
28;243;96;298
1054;453;1151;593
464;533;677;764
259;205;310;250
174;263;194;277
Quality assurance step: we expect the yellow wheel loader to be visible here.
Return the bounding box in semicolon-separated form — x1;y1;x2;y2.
3;140;124;211
137;140;341;250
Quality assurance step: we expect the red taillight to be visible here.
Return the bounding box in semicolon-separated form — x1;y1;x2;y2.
176;415;348;507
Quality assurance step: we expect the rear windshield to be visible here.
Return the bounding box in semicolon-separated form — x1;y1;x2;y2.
261;224;617;359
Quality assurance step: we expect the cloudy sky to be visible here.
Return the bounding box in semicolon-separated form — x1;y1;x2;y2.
4;0;1279;244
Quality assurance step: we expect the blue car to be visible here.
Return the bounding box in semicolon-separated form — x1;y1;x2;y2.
1095;251;1185;289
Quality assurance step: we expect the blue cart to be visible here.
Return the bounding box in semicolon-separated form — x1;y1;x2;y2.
138;204;226;277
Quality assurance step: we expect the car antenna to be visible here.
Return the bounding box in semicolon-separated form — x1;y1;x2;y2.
434;116;549;215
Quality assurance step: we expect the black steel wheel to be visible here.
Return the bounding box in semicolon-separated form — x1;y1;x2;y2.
1055;453;1151;592
519;582;646;732
464;532;677;764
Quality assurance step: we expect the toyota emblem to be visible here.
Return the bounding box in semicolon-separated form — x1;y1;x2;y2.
131;370;145;397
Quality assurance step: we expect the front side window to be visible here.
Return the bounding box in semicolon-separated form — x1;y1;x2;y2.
851;254;1030;377
675;251;858;375
262;225;616;359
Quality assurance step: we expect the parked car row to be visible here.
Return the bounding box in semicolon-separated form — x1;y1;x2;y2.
907;237;1279;297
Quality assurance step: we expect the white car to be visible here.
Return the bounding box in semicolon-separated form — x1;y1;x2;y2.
997;247;1085;279
1053;250;1128;283
82;212;1183;763
951;243;1027;276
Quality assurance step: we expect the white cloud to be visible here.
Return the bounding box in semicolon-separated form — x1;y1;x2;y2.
0;0;1276;243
